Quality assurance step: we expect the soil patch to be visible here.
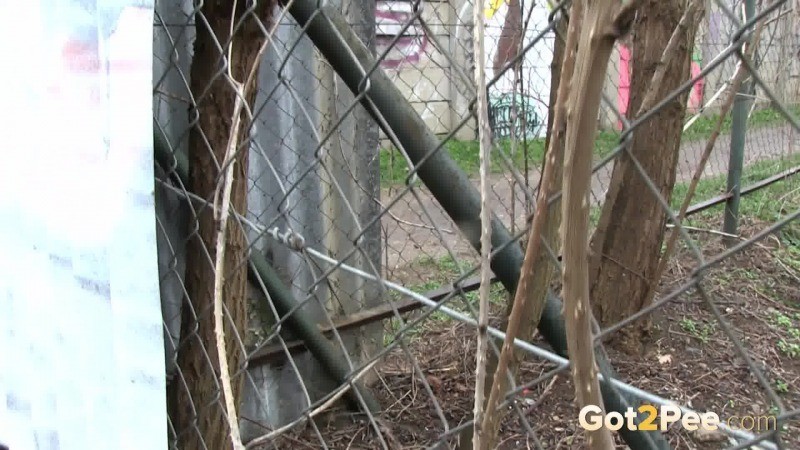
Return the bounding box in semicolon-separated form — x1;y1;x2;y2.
268;217;800;449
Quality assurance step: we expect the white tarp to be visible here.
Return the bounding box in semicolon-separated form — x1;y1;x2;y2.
0;1;165;449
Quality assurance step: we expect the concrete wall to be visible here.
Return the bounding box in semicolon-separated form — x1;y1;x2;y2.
153;0;382;439
376;0;556;144
380;0;799;142
377;0;457;140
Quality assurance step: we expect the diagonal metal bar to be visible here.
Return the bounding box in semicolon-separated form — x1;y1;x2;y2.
248;160;800;362
275;1;672;448
153;127;381;416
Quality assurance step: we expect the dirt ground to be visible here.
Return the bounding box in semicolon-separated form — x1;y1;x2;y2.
379;124;798;272
270;215;800;449
259;122;800;449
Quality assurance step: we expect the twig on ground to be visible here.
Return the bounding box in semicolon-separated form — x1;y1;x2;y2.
665;223;740;238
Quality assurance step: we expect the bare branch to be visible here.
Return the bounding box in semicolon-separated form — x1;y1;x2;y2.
645;5;769;306
635;0;704;117
212;81;246;450
210;3;255;448
472;0;493;445
559;0;638;447
478;3;584;448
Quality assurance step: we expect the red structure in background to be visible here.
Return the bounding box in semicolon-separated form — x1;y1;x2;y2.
616;44;705;130
62;38;100;73
688;59;705;113
618;44;632;130
375;1;429;69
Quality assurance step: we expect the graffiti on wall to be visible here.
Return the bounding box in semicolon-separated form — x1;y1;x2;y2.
376;1;429;69
689;47;705;113
616;44;705;130
488;93;542;139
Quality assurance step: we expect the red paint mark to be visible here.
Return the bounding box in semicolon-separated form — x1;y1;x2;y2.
617;44;632;131
62;39;100;73
617;44;705;128
376;2;429;70
688;61;705;113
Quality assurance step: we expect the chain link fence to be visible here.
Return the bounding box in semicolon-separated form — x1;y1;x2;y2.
152;0;799;448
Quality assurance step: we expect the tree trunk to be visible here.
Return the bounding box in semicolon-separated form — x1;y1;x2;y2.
513;13;567;347
172;2;274;449
494;10;568;389
589;0;699;351
458;11;567;450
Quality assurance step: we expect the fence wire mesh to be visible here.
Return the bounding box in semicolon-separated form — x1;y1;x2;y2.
152;0;800;448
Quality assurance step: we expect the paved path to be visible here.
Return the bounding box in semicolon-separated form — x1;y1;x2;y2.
379;125;798;272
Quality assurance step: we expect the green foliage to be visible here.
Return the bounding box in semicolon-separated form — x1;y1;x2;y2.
772;311;794;330
378;105;799;186
680;317;716;343
777;339;800;359
768;311;800;359
680;318;698;334
682;105;800;143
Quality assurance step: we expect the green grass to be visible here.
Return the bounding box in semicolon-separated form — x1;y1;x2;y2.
379;130;619;186
379;137;546;187
379;105;799;187
682;104;800;143
667;152;800;283
383;254;509;345
583;151;800;237
670;152;800;221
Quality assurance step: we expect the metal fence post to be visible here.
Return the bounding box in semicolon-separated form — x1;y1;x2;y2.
723;0;756;244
